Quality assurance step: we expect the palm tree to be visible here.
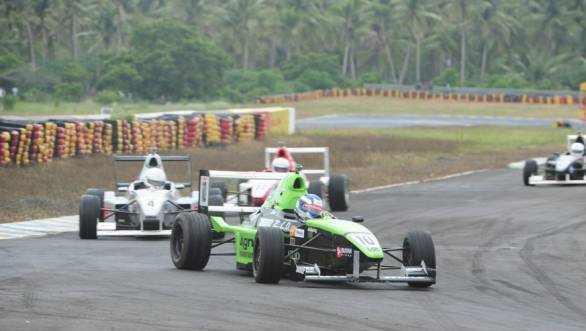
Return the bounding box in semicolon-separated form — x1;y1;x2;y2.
394;0;441;84
475;0;519;81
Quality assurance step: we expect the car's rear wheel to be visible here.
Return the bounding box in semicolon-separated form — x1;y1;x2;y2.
79;194;99;239
403;231;436;288
170;212;212;270
328;175;349;211
253;227;284;284
523;160;538;186
209;194;226;240
85;188;105;221
307;180;323;198
211;182;227;200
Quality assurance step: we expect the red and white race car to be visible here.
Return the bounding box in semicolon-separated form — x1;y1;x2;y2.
232;146;349;211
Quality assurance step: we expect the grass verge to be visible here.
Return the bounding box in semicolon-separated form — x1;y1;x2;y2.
287;97;579;119
0;126;569;223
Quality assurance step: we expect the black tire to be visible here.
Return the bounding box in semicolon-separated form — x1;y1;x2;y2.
85;188;105;221
209;194;226;240
523;160;538;186
211;182;227;200
402;231;436;288
328;175;349;211
170;212;212;270
307;181;323;198
79;194;99;239
253;227;284;284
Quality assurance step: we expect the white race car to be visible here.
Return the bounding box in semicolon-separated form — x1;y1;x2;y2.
524;134;586;186
79;149;199;239
221;146;349;211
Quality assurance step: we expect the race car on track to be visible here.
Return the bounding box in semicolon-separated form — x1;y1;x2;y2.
216;146;349;211
169;168;436;286
524;134;586;186
78;149;209;239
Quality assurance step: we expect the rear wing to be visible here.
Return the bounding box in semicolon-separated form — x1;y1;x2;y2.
198;170;287;214
264;147;330;177
114;155;191;162
113;153;192;191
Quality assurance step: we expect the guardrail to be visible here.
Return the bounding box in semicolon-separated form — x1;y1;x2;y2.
258;86;582;106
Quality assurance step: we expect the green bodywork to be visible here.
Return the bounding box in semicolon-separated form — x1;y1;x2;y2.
209;172;383;266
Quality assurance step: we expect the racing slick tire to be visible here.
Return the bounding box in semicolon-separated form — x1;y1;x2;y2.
209;194;226;240
403;231;436;288
211;182;227;200
328;175;349;211
85;188;105;221
523;160;538;186
170;212;212;270
79;194;100;239
253;227;284;284
307;181;323;198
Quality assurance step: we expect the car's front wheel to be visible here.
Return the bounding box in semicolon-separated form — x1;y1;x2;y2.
170;212;212;270
253;227;284;284
403;231;436;288
523;160;538;186
79;194;100;239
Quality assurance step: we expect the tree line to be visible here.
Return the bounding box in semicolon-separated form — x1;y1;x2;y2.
0;0;585;104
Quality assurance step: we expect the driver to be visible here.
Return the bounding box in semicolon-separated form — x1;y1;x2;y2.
143;167;167;189
570;142;584;158
295;194;325;220
271;157;290;173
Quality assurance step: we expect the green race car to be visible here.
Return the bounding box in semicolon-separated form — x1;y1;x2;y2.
169;168;436;286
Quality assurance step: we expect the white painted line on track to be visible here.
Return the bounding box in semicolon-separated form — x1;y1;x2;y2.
351;169;489;194
0;215;77;240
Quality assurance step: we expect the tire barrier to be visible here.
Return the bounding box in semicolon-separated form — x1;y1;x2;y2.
257;87;580;106
0;112;270;167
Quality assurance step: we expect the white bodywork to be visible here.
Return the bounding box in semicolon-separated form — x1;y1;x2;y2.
99;151;196;237
528;134;586;185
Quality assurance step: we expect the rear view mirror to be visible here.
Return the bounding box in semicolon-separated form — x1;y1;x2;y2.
352;216;364;223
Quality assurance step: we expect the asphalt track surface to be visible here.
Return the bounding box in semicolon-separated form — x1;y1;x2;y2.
1;169;586;330
296;114;562;129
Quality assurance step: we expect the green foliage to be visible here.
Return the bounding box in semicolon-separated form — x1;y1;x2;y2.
55;82;85;102
95;90;124;105
223;69;292;102
0;50;21;74
99;20;231;101
2;94;17;110
433;68;459;87
297;70;336;90
360;72;383;85
282;53;341;83
485;73;530;89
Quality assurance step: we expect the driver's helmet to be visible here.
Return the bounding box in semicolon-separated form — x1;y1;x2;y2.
570;142;584;157
295;194;324;220
272;157;290;173
144;167;167;188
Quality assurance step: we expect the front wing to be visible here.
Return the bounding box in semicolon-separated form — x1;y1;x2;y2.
301;249;435;284
529;175;586;186
97;222;171;237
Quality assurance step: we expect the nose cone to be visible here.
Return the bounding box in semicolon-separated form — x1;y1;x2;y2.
555;155;574;172
135;190;168;217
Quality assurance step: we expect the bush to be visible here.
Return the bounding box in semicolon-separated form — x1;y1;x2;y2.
360;72;383;85
297;69;336;90
2;94;17;110
223;69;292;102
486;73;530;89
55;82;85;101
433;68;458;87
95;90;124;105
